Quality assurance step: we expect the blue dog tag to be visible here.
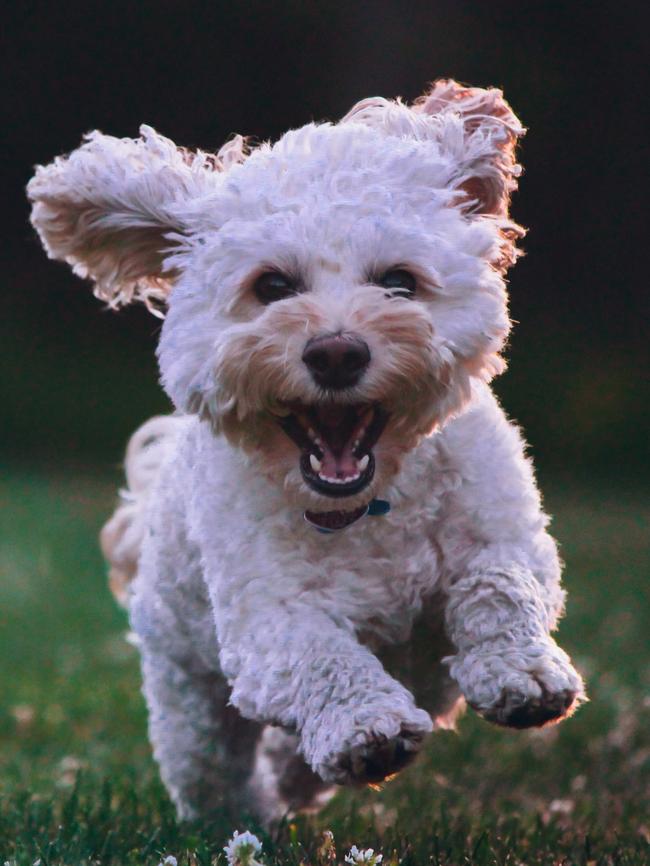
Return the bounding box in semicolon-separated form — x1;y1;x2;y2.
368;498;391;516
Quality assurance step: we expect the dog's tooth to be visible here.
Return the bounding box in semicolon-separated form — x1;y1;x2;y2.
308;427;317;440
309;453;322;472
358;454;370;471
352;438;360;449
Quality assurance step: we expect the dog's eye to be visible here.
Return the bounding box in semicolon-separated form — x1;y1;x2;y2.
377;269;417;298
253;272;297;304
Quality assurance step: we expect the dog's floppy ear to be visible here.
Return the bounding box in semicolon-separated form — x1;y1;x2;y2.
343;78;524;219
28;126;246;314
342;79;525;270
412;79;524;218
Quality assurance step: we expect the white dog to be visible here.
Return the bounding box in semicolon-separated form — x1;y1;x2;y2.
28;79;585;823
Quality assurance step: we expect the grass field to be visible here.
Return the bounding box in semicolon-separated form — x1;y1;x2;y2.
0;467;648;865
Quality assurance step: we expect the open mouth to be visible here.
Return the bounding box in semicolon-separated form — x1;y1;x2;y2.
274;402;389;498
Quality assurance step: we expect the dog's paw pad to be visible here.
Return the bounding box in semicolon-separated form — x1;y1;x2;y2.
478;686;580;729
336;727;423;785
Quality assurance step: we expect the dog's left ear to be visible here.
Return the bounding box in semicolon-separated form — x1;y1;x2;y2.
343;78;524;220
28;126;246;314
413;80;524;218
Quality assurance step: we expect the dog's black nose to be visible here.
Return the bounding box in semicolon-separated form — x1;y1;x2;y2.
302;333;371;390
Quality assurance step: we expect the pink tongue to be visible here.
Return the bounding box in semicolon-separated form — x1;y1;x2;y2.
315;405;364;480
320;442;358;479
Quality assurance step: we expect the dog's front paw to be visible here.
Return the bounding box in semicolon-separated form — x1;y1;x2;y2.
450;640;585;729
308;701;432;785
334;720;426;785
479;683;579;729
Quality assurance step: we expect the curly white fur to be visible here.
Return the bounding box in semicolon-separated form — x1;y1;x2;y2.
28;79;585;824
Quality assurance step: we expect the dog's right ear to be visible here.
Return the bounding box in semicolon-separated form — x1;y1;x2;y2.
28;126;246;314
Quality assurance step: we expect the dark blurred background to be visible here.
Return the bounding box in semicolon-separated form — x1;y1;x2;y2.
3;1;647;481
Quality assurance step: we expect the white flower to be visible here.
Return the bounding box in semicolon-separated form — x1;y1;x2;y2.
224;830;264;866
157;857;177;866
345;846;383;865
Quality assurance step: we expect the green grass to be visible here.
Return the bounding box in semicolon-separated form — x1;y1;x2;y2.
0;468;648;865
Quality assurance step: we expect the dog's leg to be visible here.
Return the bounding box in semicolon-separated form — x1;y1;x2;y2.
438;393;586;728
245;726;336;824
444;565;585;727
214;603;433;786
128;471;264;821
139;649;262;820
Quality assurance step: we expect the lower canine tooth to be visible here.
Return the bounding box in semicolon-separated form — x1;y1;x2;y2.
358;454;370;471
309;454;322;472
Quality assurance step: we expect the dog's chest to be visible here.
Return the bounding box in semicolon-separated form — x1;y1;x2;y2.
190;428;456;645
283;508;445;643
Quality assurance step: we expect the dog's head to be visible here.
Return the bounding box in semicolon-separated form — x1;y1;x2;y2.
28;80;524;516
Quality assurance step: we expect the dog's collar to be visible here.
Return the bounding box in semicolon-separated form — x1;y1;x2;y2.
304;498;391;533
